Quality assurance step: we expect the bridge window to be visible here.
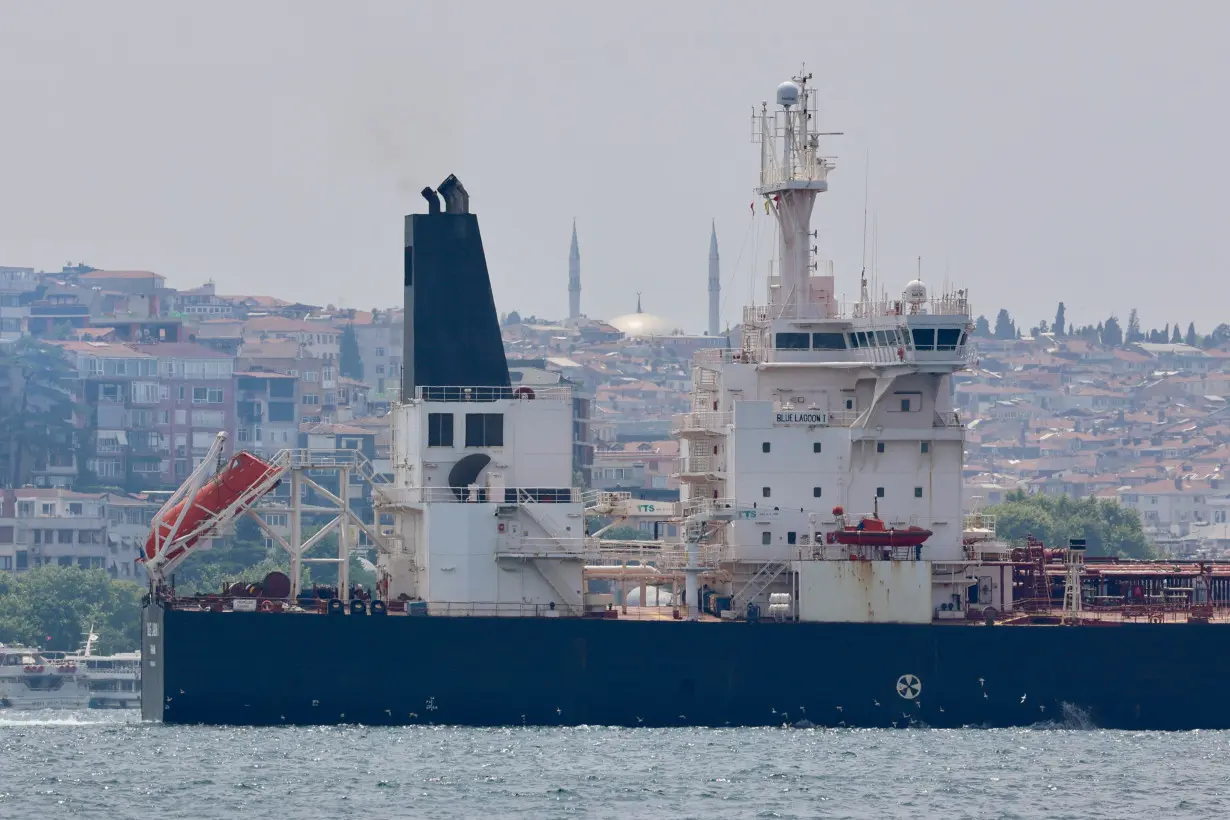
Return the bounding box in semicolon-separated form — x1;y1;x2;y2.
848;333;860;349
812;332;847;350
775;332;810;350
911;328;936;350
464;413;504;447
936;328;962;351
427;413;453;447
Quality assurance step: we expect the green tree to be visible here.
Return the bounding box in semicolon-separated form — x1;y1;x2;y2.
0;339;80;488
973;315;991;337
1126;308;1142;343
339;324;364;381
1171;323;1182;344
1205;323;1230;349
987;491;1153;560
505;310;522;326
1102;315;1123;347
0;566;142;653
1053;302;1066;337
993;309;1015;340
1186;322;1198;346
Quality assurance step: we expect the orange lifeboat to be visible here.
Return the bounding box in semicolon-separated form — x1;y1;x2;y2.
827;515;933;548
826;503;932;548
144;452;280;564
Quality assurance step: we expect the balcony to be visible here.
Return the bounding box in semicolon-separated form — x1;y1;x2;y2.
676;454;724;481
672;411;731;437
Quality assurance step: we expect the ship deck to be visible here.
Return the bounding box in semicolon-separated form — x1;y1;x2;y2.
156;597;1230;625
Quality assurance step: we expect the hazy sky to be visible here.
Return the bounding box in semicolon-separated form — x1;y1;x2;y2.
1;1;1227;334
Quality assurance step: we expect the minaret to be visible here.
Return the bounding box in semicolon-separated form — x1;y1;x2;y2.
708;220;720;336
568;219;581;322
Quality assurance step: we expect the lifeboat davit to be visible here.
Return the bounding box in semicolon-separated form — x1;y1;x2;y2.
143;452;280;563
827;515;933;548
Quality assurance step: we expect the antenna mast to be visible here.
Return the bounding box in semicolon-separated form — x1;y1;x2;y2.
753;70;840;318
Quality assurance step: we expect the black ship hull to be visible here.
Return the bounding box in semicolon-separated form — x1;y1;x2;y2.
142;605;1230;730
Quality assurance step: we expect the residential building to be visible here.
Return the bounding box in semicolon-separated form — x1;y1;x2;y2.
0;488;158;579
234;371;300;457
236;341;329;424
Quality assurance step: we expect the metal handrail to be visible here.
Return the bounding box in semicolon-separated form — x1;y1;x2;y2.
413;385;572;402
385;486;581;504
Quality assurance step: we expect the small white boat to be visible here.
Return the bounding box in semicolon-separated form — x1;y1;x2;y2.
0;643;91;710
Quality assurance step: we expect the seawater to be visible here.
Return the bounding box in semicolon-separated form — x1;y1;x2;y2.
2;711;1227;819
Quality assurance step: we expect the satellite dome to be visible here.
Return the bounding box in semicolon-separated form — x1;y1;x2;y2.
903;279;927;304
776;81;801;108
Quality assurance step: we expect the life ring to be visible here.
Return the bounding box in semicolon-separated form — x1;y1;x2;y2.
259;599;275;613
515;386;536;399
1149;614;1164;624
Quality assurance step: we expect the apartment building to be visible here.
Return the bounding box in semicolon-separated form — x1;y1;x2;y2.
0;488;158;579
237;340;332;425
234;371;300;457
130;342;237;484
244;316;340;361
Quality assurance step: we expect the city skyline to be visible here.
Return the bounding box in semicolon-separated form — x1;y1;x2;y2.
0;1;1227;334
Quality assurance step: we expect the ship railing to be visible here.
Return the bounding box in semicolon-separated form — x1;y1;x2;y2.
693;347;761;366
672;411;732;432
677;454;722;475
500;536;585;554
825;409;862;427
682;498;776;522
584;543;723;571
933;411;963;428
387;486;581;505
582;489;632;510
425;601;589;617
838;296;971;320
413;385;572;402
963;512;997;533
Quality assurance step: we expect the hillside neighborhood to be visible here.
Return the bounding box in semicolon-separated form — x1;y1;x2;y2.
2;263;1228;578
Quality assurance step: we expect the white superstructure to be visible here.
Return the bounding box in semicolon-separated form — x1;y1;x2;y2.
364;72;1011;626
671;72;996;623
379;385;585;615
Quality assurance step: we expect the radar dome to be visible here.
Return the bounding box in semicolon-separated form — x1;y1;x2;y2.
776;81;801;108
904;279;927;304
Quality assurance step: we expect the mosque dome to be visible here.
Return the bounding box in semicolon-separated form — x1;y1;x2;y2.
608;293;676;338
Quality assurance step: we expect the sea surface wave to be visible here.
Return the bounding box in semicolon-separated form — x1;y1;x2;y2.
2;711;1227;819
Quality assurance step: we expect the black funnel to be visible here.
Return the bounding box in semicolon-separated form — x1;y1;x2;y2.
402;176;509;398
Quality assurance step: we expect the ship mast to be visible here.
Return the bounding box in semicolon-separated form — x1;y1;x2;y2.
754;70;839;319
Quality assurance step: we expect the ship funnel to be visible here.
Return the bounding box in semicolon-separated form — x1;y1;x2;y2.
438;174;470;214
421;187;441;215
402;176;509;398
